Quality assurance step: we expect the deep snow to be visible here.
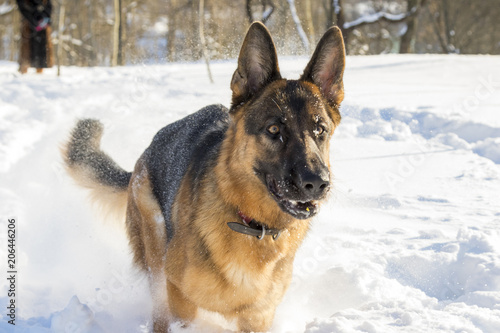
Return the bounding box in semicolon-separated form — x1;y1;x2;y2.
0;54;499;332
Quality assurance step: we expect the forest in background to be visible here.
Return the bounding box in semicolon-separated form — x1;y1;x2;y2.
0;0;499;67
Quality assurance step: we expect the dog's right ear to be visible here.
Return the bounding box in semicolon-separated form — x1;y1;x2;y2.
300;26;346;108
230;22;282;109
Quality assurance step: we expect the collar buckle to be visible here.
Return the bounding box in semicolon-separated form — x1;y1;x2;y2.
256;224;265;240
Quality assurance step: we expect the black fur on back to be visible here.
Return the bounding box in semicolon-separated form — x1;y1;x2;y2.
65;119;131;190
145;104;229;241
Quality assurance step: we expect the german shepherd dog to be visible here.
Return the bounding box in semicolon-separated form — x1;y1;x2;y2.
63;22;345;332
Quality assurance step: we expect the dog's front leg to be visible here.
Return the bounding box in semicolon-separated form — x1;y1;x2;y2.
152;316;169;333
166;280;198;328
149;272;169;333
237;306;275;333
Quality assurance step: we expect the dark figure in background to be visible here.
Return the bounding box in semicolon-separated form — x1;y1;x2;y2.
17;0;54;74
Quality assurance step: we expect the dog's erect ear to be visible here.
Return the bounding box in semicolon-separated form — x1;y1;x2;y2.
300;26;345;107
230;22;281;108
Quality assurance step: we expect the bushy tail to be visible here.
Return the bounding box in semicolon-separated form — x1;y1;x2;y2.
62;119;131;220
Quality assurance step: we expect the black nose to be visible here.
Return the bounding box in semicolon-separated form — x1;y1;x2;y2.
292;168;330;197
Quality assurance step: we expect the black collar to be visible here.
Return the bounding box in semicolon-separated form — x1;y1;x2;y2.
227;212;282;240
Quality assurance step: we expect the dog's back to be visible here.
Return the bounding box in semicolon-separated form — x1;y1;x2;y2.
144;104;229;241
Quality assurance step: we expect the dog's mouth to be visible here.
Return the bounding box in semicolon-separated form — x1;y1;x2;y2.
265;174;319;220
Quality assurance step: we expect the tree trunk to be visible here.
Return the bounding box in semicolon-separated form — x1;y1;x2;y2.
199;0;213;83
57;0;65;76
246;0;253;23
400;0;418;53
324;0;334;28
118;0;124;65
11;9;20;61
427;2;449;53
334;0;349;52
87;2;95;66
305;0;315;47
167;0;177;62
441;0;455;52
112;0;122;66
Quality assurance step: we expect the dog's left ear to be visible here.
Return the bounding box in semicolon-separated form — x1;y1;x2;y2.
300;26;346;107
231;22;282;109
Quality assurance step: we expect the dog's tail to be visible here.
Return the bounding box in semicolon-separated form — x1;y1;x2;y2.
62;119;131;220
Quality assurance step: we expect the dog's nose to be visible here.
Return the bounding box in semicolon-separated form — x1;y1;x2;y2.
293;168;330;197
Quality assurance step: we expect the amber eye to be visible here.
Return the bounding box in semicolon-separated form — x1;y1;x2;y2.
315;125;325;136
267;124;280;135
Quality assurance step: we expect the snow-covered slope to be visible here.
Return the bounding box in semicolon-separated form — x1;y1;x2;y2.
1;55;499;332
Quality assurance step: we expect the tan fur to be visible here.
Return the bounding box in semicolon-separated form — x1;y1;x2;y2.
152;103;311;331
125;156;171;330
116;100;312;331
126;157;167;271
65;111;312;332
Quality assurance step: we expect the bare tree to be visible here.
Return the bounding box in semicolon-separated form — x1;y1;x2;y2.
166;0;178;62
400;0;428;53
304;0;315;47
199;0;213;83
246;0;275;24
112;0;122;66
0;0;17;61
56;0;65;76
286;0;309;53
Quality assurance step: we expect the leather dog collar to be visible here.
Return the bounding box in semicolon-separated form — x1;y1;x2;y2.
227;211;282;240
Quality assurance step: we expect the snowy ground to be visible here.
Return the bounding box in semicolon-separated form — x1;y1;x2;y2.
0;54;499;332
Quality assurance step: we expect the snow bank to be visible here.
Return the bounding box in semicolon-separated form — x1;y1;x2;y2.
1;55;499;332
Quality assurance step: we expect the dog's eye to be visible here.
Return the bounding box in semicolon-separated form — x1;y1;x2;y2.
314;125;325;136
267;124;280;135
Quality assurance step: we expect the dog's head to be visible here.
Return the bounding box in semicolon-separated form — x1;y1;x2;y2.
222;22;345;222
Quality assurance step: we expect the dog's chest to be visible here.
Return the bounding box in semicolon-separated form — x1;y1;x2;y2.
183;242;288;312
222;258;275;290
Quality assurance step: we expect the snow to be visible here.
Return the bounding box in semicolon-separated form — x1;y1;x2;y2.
262;7;274;22
344;11;407;30
1;54;500;332
0;3;14;16
333;0;341;15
